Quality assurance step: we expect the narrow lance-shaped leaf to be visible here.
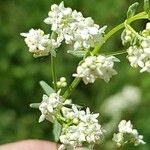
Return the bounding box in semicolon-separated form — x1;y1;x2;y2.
39;80;55;95
53;119;62;142
127;2;139;19
144;0;150;13
30;103;40;108
144;0;150;19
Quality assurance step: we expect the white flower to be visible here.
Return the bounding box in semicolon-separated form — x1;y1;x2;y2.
142;22;150;37
73;19;107;50
132;129;146;146
126;22;150;73
127;44;150;73
113;120;145;147
112;133;124;147
61;107;77;121
44;2;73;32
44;2;107;51
39;90;63;122
140;60;150;72
44;2;76;45
73;55;119;84
127;46;146;68
59;105;103;149
118;120;133;134
79;107;99;123
21;29;60;57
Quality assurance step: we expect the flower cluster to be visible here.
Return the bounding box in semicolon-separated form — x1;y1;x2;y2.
21;2;106;57
59;105;103;150
123;22;150;72
39;90;103;150
101;85;141;116
44;2;107;51
113;120;145;147
39;80;107;149
73;55;119;84
39;90;63;123
20;29;61;57
21;1;148;150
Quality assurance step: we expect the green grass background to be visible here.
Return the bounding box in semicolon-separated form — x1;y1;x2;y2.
0;0;150;149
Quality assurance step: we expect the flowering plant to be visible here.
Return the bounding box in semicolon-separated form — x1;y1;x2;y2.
20;1;150;149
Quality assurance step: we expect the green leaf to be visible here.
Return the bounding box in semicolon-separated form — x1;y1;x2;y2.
30;103;40;108
127;2;139;18
53;120;62;142
144;0;150;13
67;50;87;58
39;81;55;95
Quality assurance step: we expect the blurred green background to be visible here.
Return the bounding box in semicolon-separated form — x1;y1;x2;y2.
0;0;150;149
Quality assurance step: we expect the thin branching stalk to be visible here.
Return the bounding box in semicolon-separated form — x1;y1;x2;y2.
63;12;148;99
51;55;58;91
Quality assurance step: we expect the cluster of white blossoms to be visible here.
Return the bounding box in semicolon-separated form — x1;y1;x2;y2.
73;55;119;84
123;22;150;72
113;120;145;147
21;2;106;57
22;1;148;149
39;90;63;123
59;105;103;150
39;91;104;150
100;85;141;116
20;29;61;57
44;2;107;51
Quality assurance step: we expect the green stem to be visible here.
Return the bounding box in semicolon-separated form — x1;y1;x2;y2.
63;77;81;99
125;23;144;40
63;11;148;99
92;12;148;55
51;55;57;91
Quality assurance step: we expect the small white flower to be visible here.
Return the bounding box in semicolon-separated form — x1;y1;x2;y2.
61;107;76;120
127;46;145;68
118;120;133;134
112;133;124;147
113;120;145;147
73;55;119;84
132;129;146;146
21;29;60;57
140;60;150;72
39;90;63;122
